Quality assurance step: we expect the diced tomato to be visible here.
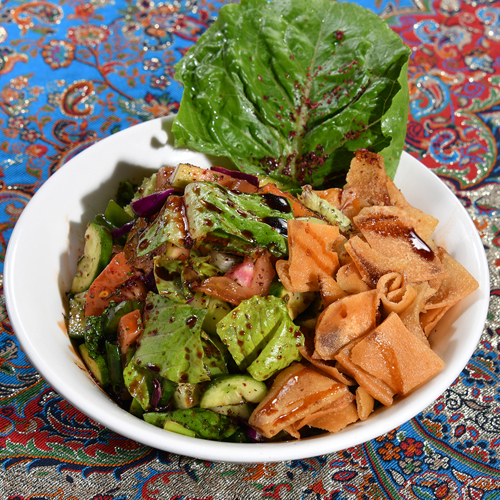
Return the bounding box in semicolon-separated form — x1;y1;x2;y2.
85;252;147;317
194;251;275;305
117;309;143;356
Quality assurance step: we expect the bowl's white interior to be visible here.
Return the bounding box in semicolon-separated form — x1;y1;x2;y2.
4;116;490;463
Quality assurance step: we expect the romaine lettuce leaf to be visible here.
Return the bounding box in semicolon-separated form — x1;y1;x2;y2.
184;181;294;257
173;0;411;187
137;196;186;256
216;295;304;381
131;293;211;384
154;254;220;303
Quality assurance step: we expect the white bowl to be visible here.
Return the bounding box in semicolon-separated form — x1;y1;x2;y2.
4;116;490;463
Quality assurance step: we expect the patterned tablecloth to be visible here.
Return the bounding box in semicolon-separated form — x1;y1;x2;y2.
1;0;499;498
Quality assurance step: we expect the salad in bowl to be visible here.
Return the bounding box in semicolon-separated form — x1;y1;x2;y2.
66;148;478;443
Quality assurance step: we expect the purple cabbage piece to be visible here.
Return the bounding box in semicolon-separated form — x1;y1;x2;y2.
130;188;175;218
244;424;266;442
140;269;158;294
110;220;134;239
151;378;161;409
210;166;259;188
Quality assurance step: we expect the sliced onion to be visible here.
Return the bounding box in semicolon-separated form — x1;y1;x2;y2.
210;249;242;273
151;378;161;409
130;188;175;218
210;166;259;188
110;220;134;239
245;425;266;442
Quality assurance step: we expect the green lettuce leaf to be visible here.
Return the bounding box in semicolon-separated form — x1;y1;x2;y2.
216;295;304;381
137;196;187;256
173;0;411;187
154;254;220;302
131;293;211;384
184;181;294;257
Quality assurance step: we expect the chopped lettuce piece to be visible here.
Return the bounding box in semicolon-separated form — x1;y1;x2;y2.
173;0;411;187
124;173;157;217
123;362;154;410
184;181;294;257
137;196;187;256
154;255;220;303
216;295;304;381
131;293;211;384
201;332;228;378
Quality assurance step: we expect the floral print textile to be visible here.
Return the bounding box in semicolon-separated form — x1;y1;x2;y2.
1;0;499;498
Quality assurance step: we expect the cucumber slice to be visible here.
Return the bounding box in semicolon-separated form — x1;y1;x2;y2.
143;411;169;427
200;374;268;408
67;292;87;339
208;403;253;420
172;383;201;409
164;420;196;437
79;344;110;388
71;222;113;293
129;398;145;418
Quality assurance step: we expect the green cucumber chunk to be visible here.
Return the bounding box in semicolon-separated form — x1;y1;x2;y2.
71;222;113;293
79;344;110;388
67;292;87;340
105;341;125;394
172;383;201;409
208;403;253;420
200;374;268;408
164;419;196;437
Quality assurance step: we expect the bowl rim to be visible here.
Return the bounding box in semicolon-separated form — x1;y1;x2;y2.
4;116;490;463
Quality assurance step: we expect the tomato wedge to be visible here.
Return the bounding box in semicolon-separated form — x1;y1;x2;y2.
85;252;147;317
117;309;143;356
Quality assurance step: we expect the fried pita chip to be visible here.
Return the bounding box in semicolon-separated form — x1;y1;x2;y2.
345;235;407;287
314;187;342;208
377;272;417;316
314;290;379;359
354;206;447;283
300;334;355;386
283;220;341;292
287;391;355;434
248;363;350;439
349;312;445;396
318;274;347;307
342;149;391;208
356;386;375;421
337;261;372;294
424;246;479;310
399;282;430;345
306;401;360;433
335;346;396;407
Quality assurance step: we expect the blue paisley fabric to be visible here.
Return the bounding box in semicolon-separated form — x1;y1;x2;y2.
1;0;499;498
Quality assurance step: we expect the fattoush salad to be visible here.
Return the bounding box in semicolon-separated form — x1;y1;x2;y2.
66;150;478;442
